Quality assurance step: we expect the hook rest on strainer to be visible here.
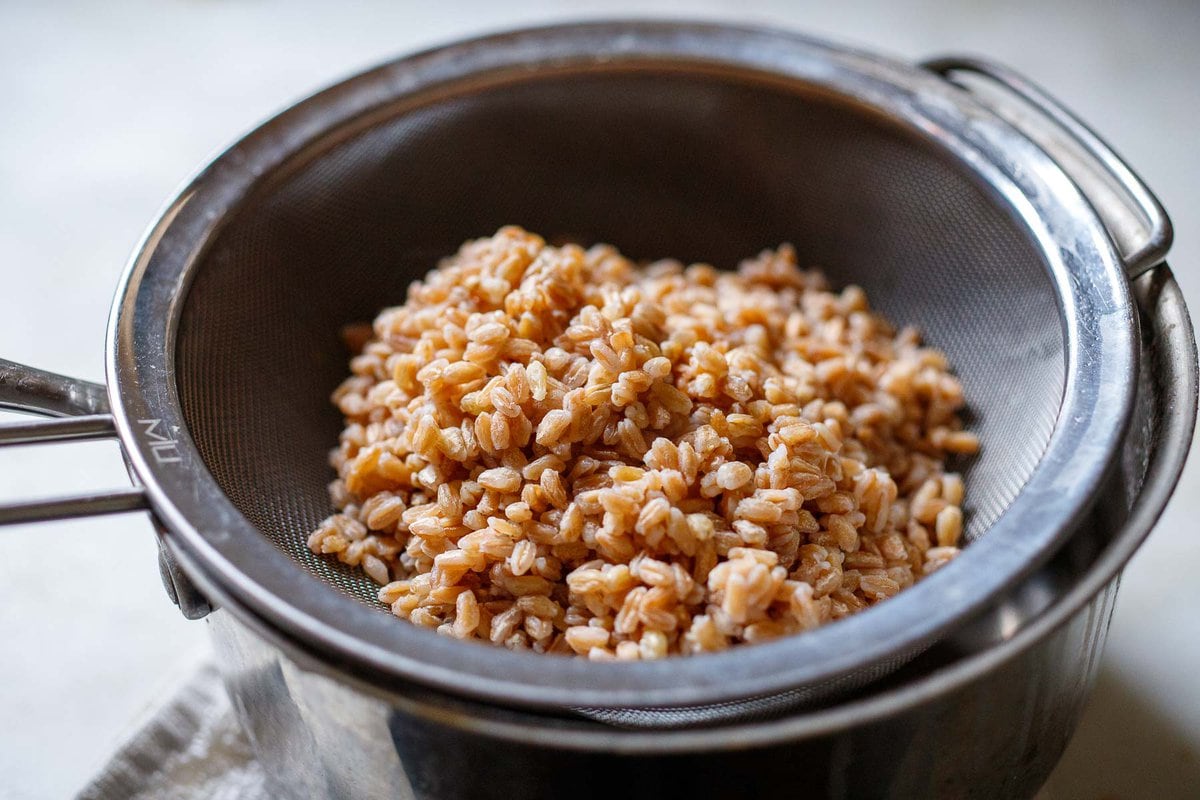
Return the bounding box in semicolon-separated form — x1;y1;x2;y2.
922;56;1173;279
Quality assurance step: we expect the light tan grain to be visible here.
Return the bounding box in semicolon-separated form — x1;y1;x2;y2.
310;228;974;657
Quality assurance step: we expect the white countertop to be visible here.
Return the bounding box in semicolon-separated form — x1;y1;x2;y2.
1;2;1196;798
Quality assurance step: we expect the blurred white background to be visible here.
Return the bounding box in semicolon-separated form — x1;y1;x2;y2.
1;1;1196;798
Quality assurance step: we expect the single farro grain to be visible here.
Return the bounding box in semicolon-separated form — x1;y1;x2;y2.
308;227;976;658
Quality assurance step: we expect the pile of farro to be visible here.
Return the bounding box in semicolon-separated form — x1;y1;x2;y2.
308;227;978;660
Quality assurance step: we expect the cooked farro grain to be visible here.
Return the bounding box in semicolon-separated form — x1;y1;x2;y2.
309;226;978;659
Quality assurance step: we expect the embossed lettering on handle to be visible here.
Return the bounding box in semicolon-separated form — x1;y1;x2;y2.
139;418;182;465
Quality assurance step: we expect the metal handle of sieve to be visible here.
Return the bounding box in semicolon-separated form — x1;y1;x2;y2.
922;57;1173;279
0;358;148;523
0;358;212;617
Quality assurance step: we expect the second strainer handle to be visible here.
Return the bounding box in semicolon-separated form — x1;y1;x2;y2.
923;56;1173;279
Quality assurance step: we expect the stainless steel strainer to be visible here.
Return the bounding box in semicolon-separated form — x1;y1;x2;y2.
0;22;1173;726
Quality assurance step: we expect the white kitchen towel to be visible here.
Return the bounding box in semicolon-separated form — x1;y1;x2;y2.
75;664;268;800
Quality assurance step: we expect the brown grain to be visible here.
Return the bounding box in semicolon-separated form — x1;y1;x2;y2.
308;227;975;658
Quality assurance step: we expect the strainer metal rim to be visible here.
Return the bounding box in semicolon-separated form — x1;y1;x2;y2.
105;20;1138;711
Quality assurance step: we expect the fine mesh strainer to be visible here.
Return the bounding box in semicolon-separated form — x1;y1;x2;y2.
0;22;1172;727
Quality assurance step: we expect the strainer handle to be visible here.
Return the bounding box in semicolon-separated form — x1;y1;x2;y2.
0;358;149;524
922;57;1173;279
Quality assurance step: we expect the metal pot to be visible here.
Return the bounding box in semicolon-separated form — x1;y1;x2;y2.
1;21;1194;798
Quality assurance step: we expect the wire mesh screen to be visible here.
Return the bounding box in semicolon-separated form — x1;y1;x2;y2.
175;70;1064;619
